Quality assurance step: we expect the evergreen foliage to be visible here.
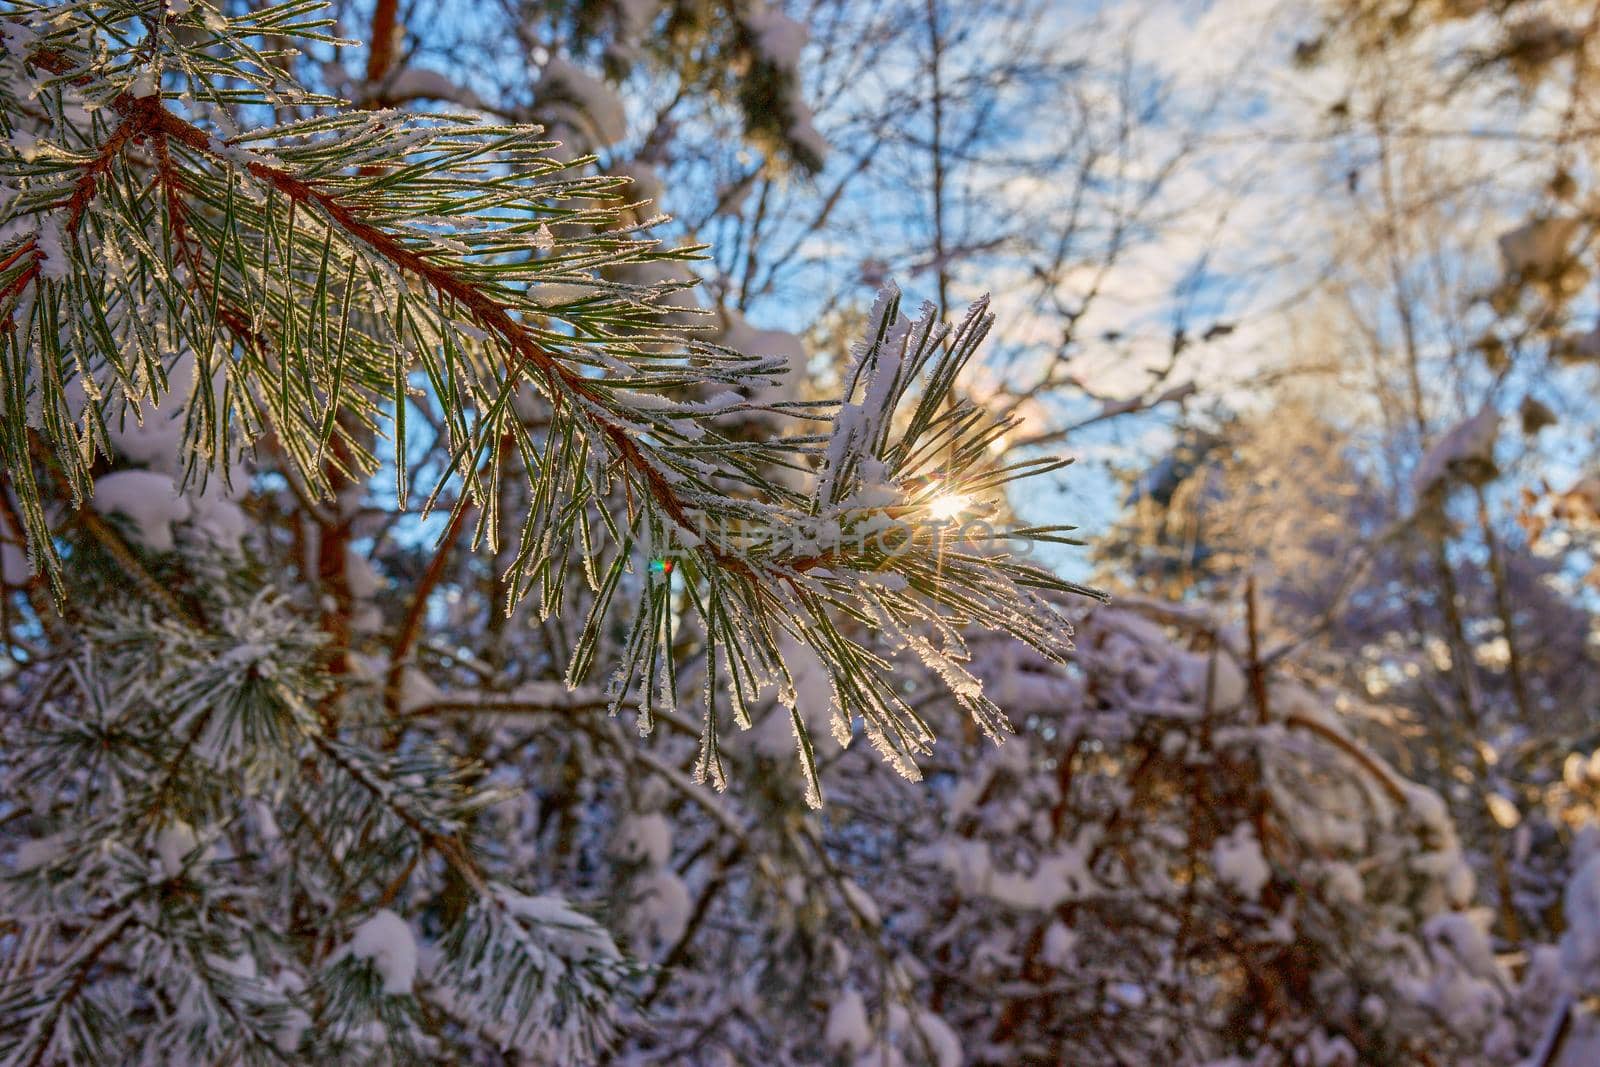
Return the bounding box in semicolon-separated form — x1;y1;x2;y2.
0;2;1100;1060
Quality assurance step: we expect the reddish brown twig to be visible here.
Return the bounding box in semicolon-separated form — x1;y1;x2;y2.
63;108;146;232
383;501;474;717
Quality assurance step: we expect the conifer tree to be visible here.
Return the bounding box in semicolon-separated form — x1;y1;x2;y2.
0;2;1098;1060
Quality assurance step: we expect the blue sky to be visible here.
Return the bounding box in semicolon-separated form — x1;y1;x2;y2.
329;0;1599;594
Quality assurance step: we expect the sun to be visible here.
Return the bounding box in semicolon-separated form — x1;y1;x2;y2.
925;492;971;522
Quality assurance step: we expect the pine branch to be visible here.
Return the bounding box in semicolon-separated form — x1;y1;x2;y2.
2;0;1104;807
309;732;488;895
4;906;136;1067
